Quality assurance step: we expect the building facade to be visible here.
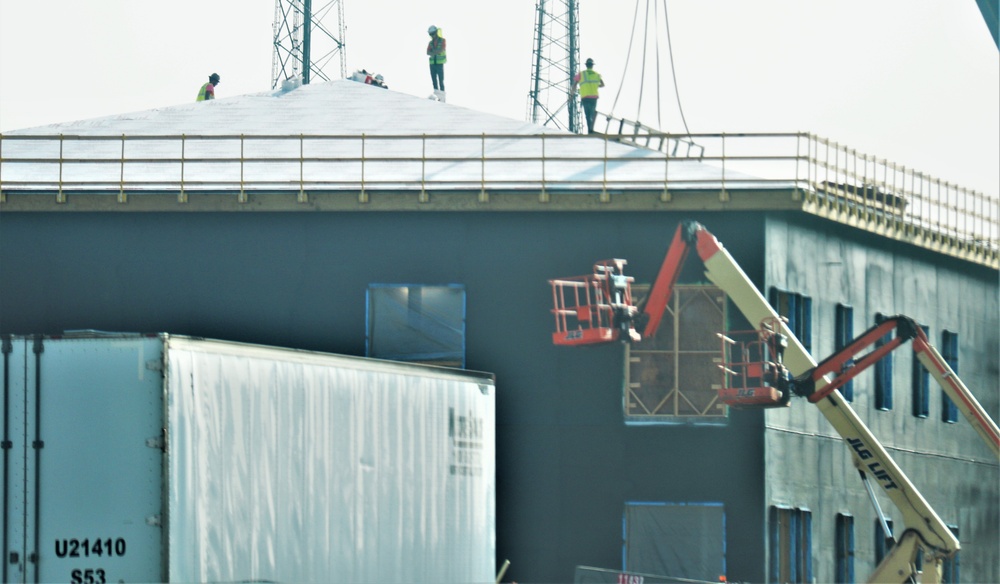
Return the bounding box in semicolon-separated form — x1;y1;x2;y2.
1;81;997;583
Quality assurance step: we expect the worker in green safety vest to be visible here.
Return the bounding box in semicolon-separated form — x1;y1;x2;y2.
427;25;447;97
197;73;221;102
572;58;604;134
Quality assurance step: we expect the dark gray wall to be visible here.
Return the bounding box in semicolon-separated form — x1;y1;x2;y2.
1;210;770;583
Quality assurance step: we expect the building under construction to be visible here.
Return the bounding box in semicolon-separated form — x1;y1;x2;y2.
1;81;997;583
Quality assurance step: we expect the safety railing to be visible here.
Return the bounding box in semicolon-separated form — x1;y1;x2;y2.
1;131;996;266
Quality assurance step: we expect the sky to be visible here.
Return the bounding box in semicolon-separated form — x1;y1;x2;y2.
1;0;997;195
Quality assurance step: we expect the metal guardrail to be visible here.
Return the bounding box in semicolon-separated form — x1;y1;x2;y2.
1;131;996;266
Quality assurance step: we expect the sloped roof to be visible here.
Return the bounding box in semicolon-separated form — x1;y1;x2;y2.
0;80;762;194
6;79;546;137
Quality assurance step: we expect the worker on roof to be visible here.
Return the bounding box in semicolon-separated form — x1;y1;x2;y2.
426;25;447;101
197;73;221;102
572;58;604;134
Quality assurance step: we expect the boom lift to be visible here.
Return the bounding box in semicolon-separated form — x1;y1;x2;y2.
549;220;1000;583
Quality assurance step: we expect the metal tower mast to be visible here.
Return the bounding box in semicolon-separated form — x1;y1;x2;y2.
271;0;347;88
527;0;582;133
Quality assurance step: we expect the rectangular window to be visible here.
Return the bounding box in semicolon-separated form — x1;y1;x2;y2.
366;284;466;367
770;288;812;352
835;304;855;401
912;324;930;418
874;313;893;410
770;506;813;584
835;514;855;584
941;331;959;423
942;525;960;583
624;502;726;582
875;518;894;566
626;285;727;422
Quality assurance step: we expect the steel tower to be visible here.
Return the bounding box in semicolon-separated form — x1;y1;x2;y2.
527;0;582;133
271;0;347;88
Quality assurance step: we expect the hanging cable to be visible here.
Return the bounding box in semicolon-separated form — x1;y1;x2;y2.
662;0;691;135
653;0;662;129
609;0;642;117
636;0;652;122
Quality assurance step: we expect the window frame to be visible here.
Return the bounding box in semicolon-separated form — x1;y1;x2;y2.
912;324;930;418
769;506;813;584
769;288;812;353
365;283;467;368
941;331;959;423
873;313;894;411
835;304;855;401
874;518;895;566
942;524;960;583
835;513;855;584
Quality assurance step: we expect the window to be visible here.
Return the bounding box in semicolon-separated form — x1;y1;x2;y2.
366;284;466;367
912;324;930;418
624;502;726;582
770;506;813;583
626;285;727;422
835;514;855;584
941;331;959;423
874;518;894;566
874;313;893;410
942;525;960;583
835;304;855;401
770;288;812;352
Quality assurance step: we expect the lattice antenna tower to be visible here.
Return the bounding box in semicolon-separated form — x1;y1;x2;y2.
272;0;347;88
527;0;583;133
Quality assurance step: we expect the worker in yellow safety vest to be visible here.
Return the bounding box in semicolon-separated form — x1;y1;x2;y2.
572;58;604;134
197;73;221;102
427;25;447;97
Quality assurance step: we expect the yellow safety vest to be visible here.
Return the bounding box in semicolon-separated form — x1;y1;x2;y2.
578;69;601;99
196;83;214;102
428;35;447;65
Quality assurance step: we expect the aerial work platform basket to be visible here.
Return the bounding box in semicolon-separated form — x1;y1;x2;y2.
549;259;641;346
716;317;792;408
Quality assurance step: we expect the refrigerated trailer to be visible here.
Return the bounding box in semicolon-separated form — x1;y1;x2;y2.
1;333;496;583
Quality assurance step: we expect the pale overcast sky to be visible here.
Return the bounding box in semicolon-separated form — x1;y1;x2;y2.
1;0;997;195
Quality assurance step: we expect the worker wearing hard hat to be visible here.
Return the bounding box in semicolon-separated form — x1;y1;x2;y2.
427;25;447;101
572;58;604;134
197;73;221;102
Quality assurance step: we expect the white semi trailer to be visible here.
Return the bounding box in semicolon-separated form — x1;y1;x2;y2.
1;333;496;583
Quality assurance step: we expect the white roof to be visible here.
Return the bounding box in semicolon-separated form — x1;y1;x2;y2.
0;80;766;193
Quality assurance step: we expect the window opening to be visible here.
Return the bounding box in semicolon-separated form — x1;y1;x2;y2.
835;304;855;401
942;525;960;583
874;518;894;566
941;331;959;423
874;313;894;410
625;285;727;422
624;502;726;582
769;288;812;352
912;324;930;418
769;506;813;584
835;513;855;584
366;284;466;367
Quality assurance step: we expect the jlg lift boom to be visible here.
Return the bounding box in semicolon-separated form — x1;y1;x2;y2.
549;220;1000;584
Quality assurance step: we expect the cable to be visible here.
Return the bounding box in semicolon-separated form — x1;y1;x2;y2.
636;0;651;122
653;0;662;129
662;0;691;135
609;0;642;117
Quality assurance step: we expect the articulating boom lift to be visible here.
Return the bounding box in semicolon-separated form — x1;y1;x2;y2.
549;220;1000;583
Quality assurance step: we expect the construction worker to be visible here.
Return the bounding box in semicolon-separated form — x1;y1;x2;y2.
572;58;604;134
427;25;447;100
197;73;221;102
